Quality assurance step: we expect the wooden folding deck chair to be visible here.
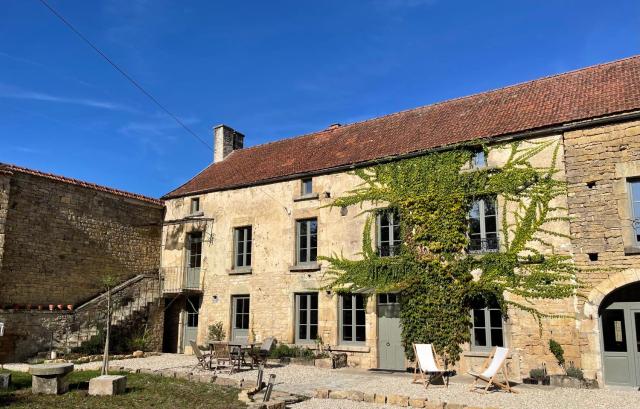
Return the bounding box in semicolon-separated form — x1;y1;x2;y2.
190;340;212;371
412;343;448;388
468;346;516;393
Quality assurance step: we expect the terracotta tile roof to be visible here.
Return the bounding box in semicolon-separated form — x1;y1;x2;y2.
1;163;164;206
165;55;640;199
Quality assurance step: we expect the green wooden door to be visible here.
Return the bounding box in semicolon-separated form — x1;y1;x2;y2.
232;295;250;343
600;302;640;386
377;294;405;370
182;296;200;351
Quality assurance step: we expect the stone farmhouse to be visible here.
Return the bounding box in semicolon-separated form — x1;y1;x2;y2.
160;55;640;388
0;164;164;362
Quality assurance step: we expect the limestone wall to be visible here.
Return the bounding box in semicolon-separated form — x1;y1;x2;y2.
162;133;578;378
0;171;164;306
564;119;640;381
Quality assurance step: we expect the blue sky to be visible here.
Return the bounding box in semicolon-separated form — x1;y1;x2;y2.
1;0;639;198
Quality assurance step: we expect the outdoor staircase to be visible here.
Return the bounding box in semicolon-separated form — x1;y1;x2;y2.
49;274;163;353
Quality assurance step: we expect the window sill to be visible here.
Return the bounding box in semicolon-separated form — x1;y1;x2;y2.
187;211;204;218
624;246;640;255
229;267;252;275
289;263;321;272
332;345;370;353
463;349;511;358
293;193;319;202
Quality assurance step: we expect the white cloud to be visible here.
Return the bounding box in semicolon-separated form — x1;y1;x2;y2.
0;84;136;113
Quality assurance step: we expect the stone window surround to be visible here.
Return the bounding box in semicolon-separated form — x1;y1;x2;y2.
614;160;640;255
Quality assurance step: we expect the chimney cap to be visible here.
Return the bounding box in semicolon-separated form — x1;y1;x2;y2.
327;123;342;130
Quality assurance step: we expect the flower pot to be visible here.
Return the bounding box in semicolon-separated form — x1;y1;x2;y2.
67;304;73;311
37;305;43;311
48;304;55;311
57;304;64;310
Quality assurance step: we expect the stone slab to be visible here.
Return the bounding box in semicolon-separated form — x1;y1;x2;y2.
29;363;74;376
88;375;127;396
32;373;69;395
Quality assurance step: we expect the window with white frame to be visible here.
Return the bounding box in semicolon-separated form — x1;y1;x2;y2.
471;306;504;350
377;209;401;257
295;293;318;343
469;197;498;253
630;180;640;244
234;226;252;268
340;294;366;344
296;218;317;264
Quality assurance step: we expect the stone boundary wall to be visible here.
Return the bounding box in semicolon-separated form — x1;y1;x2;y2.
0;170;163;306
0;275;164;363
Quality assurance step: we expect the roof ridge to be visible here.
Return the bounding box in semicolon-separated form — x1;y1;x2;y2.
234;54;640;155
1;163;163;206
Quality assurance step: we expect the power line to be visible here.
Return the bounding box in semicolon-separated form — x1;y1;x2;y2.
37;0;213;151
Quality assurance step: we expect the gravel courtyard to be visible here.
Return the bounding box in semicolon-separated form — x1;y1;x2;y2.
6;353;640;409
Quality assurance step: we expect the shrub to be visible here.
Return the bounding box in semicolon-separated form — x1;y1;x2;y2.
208;322;225;342
268;344;314;359
549;339;565;367
566;365;584;380
529;368;546;380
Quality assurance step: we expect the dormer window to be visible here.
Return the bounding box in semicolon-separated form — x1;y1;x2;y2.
301;178;313;196
471;149;487;169
190;197;200;214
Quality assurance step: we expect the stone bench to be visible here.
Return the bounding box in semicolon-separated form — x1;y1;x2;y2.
29;363;74;394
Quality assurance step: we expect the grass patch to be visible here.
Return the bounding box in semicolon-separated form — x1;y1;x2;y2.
0;370;246;408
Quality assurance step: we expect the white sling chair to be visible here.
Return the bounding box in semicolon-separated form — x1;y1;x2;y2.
412;343;448;388
468;346;516;393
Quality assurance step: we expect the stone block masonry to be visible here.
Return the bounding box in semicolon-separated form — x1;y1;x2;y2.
0;168;163;306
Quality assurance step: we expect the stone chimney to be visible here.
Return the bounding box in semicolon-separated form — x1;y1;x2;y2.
213;124;244;162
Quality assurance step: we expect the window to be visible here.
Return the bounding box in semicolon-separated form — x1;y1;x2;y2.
296;218;318;264
187;232;202;269
190;197;200;214
295;293;318;343
378;293;398;304
377;210;401;256
234;226;252;268
471;307;504;350
233;296;250;331
469;197;498;253
630;180;640;244
471;149;487;169
301;178;313;195
340;294;366;344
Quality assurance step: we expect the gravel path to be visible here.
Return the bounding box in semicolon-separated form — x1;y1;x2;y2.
6;354;640;409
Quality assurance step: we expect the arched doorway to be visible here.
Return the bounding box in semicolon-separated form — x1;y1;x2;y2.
599;281;640;387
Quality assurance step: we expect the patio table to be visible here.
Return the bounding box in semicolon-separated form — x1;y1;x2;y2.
208;341;259;371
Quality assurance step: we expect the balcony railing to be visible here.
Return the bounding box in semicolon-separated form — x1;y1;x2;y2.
160;266;202;294
468;237;500;254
